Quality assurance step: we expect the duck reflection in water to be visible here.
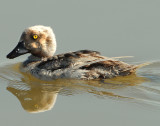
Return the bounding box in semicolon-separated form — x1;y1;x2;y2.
7;83;58;113
0;63;152;113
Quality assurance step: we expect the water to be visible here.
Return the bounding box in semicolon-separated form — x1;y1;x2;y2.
1;0;160;126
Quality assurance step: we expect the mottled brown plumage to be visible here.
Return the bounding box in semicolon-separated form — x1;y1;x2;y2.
22;49;137;80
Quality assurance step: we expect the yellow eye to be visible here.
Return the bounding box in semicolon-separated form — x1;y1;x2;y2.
33;35;38;39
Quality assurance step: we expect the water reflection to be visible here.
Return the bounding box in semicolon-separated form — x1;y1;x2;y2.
7;83;58;113
1;63;160;113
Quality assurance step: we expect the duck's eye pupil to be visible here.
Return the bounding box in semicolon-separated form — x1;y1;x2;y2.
33;35;38;39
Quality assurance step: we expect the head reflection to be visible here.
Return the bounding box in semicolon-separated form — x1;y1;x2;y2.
7;82;59;113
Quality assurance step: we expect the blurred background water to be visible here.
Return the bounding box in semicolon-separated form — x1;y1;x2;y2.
1;0;160;126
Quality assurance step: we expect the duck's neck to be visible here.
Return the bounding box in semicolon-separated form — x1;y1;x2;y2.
28;55;44;61
23;55;50;67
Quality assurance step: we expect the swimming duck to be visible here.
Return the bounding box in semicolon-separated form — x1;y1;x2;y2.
6;25;146;80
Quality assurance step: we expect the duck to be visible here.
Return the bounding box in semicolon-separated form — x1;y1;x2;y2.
6;25;147;80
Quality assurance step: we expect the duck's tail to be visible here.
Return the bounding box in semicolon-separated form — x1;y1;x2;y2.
134;62;151;69
128;62;151;74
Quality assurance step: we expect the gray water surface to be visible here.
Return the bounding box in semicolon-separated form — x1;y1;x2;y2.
1;0;160;126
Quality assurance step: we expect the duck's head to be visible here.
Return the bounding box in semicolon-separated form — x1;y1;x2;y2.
7;25;57;59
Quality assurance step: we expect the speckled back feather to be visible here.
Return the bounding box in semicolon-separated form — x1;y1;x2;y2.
22;50;139;80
